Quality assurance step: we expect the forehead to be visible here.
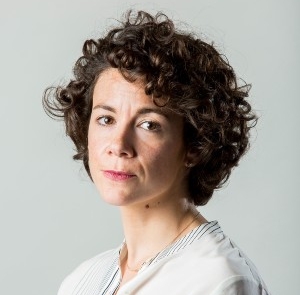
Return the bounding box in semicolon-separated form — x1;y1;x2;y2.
93;69;146;101
91;69;183;127
92;69;170;113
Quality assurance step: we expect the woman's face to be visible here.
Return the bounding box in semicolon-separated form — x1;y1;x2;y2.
88;69;189;208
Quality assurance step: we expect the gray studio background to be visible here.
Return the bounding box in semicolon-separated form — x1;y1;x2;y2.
1;0;299;294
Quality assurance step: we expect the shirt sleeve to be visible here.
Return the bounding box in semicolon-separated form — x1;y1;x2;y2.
209;275;270;295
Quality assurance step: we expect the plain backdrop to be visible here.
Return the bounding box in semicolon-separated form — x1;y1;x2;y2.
1;0;299;294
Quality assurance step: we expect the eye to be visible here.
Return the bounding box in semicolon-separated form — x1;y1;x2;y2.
97;116;114;126
139;121;161;131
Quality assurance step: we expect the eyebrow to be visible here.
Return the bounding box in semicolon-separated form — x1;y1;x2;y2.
93;105;115;112
92;104;170;118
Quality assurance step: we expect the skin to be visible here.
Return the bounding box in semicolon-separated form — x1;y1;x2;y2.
88;68;206;290
88;69;188;208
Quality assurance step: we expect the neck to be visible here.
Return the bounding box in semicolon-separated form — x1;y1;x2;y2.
119;198;206;269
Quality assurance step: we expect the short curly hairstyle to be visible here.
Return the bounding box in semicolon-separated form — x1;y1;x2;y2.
43;10;256;206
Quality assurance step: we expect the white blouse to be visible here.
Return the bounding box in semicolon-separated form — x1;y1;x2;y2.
57;221;271;295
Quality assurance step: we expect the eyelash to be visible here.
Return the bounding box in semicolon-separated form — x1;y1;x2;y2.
97;116;115;126
96;116;161;132
139;121;161;132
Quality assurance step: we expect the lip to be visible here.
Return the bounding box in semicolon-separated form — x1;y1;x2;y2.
102;170;136;181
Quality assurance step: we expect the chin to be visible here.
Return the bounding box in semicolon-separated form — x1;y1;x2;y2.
99;191;137;207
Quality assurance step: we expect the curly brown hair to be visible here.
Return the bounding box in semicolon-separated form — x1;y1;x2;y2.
43;10;256;206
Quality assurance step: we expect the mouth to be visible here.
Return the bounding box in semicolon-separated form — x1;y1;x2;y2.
102;170;136;181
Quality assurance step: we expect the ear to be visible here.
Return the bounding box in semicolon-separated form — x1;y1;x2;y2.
184;147;200;168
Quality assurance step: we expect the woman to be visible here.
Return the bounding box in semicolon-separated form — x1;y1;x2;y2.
43;10;270;295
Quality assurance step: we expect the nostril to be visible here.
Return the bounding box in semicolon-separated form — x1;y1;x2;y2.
106;139;135;158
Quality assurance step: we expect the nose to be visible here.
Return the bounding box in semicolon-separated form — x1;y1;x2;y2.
106;125;135;158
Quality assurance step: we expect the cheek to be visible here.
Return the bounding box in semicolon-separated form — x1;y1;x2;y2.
88;125;104;153
87;134;101;169
145;141;185;172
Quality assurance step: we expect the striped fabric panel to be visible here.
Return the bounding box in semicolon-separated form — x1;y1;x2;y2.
71;250;120;295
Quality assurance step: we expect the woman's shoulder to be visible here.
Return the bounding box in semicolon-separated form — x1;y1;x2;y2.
145;222;271;294
209;275;270;295
57;247;119;295
176;226;271;294
182;228;254;270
